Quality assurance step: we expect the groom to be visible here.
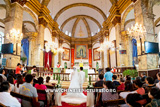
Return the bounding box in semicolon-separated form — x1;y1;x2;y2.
79;67;85;89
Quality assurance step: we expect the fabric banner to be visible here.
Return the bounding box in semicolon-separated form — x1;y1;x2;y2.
21;38;29;65
44;52;52;70
71;49;74;68
89;49;92;68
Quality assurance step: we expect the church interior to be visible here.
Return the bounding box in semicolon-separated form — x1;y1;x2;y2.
0;0;160;107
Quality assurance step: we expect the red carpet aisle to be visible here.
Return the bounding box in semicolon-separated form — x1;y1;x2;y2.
57;91;87;107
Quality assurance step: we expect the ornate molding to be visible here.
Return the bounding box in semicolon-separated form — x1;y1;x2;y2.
38;16;48;27
54;3;107;21
11;0;28;6
41;0;51;6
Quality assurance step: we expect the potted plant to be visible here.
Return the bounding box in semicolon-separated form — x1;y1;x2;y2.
123;69;138;80
21;57;27;63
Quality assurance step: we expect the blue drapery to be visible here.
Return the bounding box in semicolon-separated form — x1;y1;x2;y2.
132;39;138;66
21;38;29;65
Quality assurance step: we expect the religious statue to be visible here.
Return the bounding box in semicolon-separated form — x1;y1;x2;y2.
80;47;83;57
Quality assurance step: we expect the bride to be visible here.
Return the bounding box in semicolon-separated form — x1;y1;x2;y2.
61;67;87;104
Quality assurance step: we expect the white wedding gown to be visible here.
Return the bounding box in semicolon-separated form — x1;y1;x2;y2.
61;68;87;104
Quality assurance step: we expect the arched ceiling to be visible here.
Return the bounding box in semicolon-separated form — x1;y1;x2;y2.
45;0;112;38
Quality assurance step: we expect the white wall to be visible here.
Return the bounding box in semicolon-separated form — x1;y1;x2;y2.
44;28;52;42
61;43;71;68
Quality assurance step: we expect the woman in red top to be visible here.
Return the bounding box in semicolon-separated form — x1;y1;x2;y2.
134;79;147;105
15;63;22;75
34;77;47;101
117;78;125;90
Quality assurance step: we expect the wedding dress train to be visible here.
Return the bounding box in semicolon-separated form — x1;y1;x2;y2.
61;68;87;104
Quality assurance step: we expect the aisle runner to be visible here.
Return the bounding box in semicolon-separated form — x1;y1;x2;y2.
57;91;87;107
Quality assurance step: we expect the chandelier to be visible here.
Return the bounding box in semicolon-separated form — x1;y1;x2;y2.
97;39;114;52
57;47;64;53
45;42;58;53
127;23;146;39
6;28;23;44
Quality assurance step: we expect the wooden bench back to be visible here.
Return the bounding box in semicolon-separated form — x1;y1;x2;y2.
0;103;6;107
11;91;40;107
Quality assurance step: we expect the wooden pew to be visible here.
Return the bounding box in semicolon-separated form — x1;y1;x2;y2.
37;89;48;107
96;92;125;107
0;103;6;107
11;91;40;107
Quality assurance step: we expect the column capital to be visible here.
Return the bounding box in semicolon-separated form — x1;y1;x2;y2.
112;15;121;26
59;40;63;44
27;32;38;41
38;17;48;27
103;28;109;37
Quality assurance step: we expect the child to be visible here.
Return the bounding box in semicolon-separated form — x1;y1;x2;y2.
117;78;125;90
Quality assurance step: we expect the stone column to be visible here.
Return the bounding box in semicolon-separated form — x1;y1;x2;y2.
3;2;23;69
28;32;37;66
58;40;63;65
115;23;127;67
35;17;47;67
134;0;159;77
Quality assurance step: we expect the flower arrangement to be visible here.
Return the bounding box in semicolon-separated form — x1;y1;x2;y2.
55;75;61;88
87;76;93;89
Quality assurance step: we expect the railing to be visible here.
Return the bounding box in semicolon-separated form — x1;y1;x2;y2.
38;72;99;81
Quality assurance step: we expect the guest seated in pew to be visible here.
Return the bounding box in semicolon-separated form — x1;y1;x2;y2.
14;75;23;93
7;75;15;91
125;75;134;91
44;76;52;86
0;81;21;107
144;77;155;93
34;77;47;101
156;72;160;89
95;74;104;88
146;87;160;107
112;75;120;87
141;72;147;82
117;78;125;91
126;93;144;107
0;69;7;81
0;75;3;85
19;74;44;107
102;81;119;102
134;79;147;105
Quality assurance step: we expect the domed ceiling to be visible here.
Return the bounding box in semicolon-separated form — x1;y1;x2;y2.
39;0;112;38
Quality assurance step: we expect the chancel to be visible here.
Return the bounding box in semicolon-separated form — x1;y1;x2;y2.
0;0;160;107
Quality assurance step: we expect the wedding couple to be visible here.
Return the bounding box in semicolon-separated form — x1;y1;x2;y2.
61;67;87;104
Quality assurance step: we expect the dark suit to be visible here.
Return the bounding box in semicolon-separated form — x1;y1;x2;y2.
94;80;104;104
95;80;104;88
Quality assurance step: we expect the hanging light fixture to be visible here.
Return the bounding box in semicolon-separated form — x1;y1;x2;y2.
127;23;146;39
6;28;23;44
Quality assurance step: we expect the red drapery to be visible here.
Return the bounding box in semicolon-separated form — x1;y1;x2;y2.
71;49;74;68
44;51;52;70
89;49;92;68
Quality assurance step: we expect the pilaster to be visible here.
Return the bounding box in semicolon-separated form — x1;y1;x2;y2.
58;40;63;65
3;2;23;69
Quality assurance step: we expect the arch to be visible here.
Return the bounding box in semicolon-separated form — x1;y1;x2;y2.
155;17;160;26
23;7;39;30
23;21;37;32
60;15;102;30
72;17;81;37
121;4;134;31
124;19;135;29
82;17;91;37
54;3;107;21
